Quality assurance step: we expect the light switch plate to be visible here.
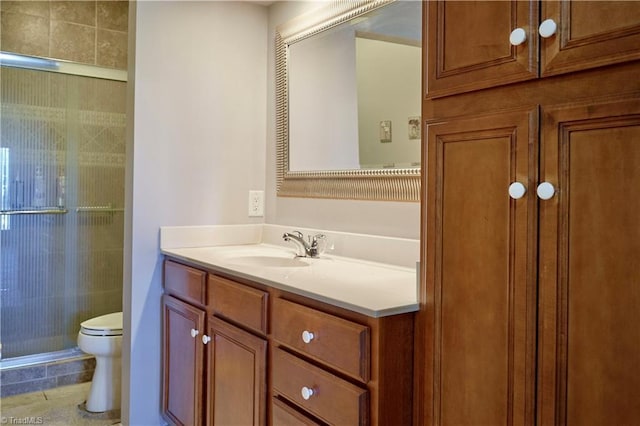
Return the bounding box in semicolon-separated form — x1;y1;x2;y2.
248;190;264;217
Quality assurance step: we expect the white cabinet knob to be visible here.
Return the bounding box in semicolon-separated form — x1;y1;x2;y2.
536;182;556;200
509;28;527;46
301;386;314;400
539;19;557;38
202;335;211;344
508;182;527;200
190;328;199;338
301;330;315;344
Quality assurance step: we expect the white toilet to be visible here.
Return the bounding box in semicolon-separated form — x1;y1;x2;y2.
77;312;123;412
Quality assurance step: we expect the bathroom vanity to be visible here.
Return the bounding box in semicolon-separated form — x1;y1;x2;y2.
160;226;418;425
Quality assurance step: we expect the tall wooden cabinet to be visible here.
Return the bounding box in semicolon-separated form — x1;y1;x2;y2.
417;1;640;425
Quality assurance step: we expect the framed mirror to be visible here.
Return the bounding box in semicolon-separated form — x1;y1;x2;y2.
276;0;421;201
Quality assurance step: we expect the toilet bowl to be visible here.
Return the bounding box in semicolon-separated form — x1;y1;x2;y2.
77;312;123;413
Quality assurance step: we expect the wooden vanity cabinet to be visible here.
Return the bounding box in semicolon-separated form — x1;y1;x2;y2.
417;2;640;425
163;258;415;426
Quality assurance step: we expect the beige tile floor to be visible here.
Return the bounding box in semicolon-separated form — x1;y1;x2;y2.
0;382;121;426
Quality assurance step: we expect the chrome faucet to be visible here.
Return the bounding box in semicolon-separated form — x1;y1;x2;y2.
282;231;326;258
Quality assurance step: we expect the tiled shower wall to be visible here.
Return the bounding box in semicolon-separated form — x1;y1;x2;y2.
0;0;128;70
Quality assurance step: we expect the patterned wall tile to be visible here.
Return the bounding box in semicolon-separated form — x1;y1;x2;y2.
0;1;50;18
50;20;96;64
50;1;96;26
97;0;128;31
97;28;128;69
1;0;128;70
1;11;49;57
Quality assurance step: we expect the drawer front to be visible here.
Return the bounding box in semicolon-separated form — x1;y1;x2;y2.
210;274;268;335
164;260;207;306
272;298;370;382
272;348;369;426
272;398;322;426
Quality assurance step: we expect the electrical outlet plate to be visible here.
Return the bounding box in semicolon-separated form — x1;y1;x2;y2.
248;190;264;217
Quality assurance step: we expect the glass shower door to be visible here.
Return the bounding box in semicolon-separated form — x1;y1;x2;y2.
0;65;126;360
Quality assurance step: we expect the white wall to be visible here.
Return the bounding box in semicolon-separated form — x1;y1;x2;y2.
124;2;268;424
266;2;420;239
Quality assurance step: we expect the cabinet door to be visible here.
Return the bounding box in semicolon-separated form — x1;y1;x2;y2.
206;317;267;426
425;0;537;98
417;109;538;426
162;295;206;426
538;98;640;425
540;1;640;77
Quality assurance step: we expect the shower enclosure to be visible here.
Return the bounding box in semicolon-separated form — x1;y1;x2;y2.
0;53;126;366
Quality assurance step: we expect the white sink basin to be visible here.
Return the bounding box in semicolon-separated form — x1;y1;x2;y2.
226;255;310;268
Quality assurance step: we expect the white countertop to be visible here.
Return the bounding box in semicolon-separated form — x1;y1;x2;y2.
160;225;419;318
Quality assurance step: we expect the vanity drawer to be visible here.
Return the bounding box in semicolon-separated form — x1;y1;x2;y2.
209;274;268;335
272;398;322;426
164;260;207;307
272;298;370;382
272;348;369;426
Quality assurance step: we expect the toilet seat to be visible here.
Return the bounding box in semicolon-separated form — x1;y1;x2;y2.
80;312;123;337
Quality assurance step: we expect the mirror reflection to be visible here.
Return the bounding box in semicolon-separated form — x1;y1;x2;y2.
288;0;421;172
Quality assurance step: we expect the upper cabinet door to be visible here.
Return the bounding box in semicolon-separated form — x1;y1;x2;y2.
425;0;538;99
426;0;640;99
540;1;640;76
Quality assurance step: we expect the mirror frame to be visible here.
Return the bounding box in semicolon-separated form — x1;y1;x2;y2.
275;0;420;202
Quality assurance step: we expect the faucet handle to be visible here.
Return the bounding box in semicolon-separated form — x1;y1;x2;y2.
310;234;327;255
